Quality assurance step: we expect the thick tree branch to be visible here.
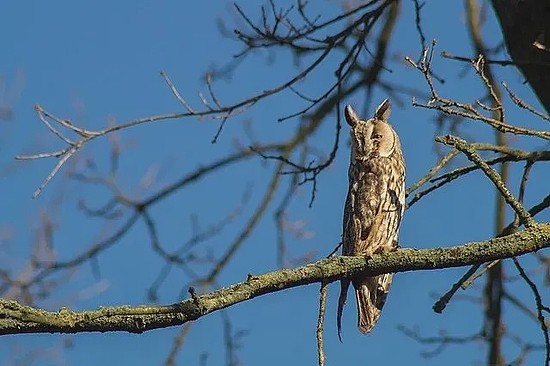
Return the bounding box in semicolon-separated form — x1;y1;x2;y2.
1;223;549;335
491;0;550;112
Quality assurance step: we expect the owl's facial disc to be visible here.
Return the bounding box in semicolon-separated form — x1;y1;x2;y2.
372;121;396;157
350;121;374;160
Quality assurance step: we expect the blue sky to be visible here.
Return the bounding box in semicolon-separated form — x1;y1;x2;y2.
1;1;549;365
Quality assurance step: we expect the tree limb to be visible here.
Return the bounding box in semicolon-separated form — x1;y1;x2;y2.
491;0;550;112
1;223;549;335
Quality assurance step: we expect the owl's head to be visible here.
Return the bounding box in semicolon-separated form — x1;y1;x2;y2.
345;99;400;159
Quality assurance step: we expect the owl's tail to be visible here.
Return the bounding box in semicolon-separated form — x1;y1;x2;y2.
354;273;393;334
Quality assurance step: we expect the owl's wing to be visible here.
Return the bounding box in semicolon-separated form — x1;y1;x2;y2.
348;168;386;256
338;167;384;340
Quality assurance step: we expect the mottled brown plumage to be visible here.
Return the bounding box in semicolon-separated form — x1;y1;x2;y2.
337;99;405;339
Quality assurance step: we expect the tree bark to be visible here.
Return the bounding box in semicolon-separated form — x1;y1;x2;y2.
1;223;549;335
491;0;550;112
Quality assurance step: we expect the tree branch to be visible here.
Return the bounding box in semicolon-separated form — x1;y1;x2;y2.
491;0;550;112
1;223;549;335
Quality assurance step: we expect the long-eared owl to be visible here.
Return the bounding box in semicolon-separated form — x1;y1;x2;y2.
337;99;406;338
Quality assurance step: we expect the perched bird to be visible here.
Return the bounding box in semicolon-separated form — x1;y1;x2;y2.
337;99;406;339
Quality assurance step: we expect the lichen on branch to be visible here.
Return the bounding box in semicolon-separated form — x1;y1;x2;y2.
1;223;549;336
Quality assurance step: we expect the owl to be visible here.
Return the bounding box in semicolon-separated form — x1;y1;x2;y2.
337;99;406;339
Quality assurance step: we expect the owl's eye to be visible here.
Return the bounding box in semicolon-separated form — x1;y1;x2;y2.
372;133;382;140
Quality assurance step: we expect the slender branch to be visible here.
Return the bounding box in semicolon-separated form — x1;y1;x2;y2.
502;82;550;122
406;149;459;198
398;326;484;358
432;192;550;313
436;135;535;227
432;265;478;313
316;281;328;366
512;257;550;364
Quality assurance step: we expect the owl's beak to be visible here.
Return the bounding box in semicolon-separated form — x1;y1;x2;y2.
344;105;360;127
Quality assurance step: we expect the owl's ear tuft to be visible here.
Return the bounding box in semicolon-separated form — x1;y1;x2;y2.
344;105;360;127
374;99;391;121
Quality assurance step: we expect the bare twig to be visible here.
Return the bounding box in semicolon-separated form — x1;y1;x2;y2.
512;258;550;364
502;82;550;122
316;281;328;366
432;265;479;313
398;326;484;358
433;193;550;312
